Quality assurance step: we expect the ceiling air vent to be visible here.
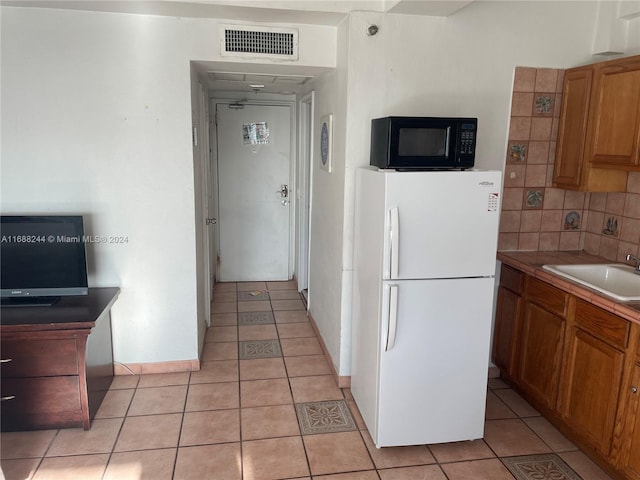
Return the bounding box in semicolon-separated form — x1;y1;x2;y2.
221;25;299;61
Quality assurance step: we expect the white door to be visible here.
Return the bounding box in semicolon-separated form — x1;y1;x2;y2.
216;103;291;281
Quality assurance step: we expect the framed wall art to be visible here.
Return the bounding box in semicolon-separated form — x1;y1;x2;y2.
319;114;333;173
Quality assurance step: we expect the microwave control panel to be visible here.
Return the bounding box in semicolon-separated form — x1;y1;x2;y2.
459;124;476;156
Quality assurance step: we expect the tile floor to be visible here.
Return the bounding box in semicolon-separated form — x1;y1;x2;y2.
0;280;616;480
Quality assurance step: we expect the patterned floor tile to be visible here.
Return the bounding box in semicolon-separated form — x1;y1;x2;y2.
238;311;275;325
238;291;270;301
502;454;581;480
296;400;357;435
239;340;282;359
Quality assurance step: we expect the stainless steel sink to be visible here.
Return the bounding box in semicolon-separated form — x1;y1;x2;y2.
542;264;640;302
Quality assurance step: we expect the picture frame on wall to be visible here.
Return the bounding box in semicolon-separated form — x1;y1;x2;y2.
319;114;333;173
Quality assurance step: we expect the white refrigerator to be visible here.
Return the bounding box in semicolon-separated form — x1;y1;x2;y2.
351;167;502;448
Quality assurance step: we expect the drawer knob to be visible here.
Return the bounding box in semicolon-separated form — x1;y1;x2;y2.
1;395;16;402
0;359;12;363
632;386;638;394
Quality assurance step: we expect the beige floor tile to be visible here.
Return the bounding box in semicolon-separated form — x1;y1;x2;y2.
559;450;615;480
185;381;239;411
211;312;238;326
378;465;448;480
303;431;374;476
189;360;239;384
428;439;495;463
174;444;241;480
1;430;57;459
440;458;516;480
213;282;237;292
238;300;272;312
127;385;187;416
211;301;237;313
266;280;297;290
268;290;302;300
94;389;135;419
362;430;435;469
114;413;182;452
1;457;40;480
289;375;343;403
316;472;380;480
205;325;238;343
242;436;309;480
494;388;540;417
485;390;518;420
32;454;109;480
285;355;332;377
483;419;551;457
103;448;177;480
180;409;240;446
137;372;190;388
274;310;309;323
238;282;268;291
241;404;300;440
277;322;315;338
238;324;279;341
211;291;237;303
240;358;287;380
271;299;306;311
280;337;323;356
523;416;578;452
201;341;238;361
240;378;293;407
46;418;123;456
109;375;140;390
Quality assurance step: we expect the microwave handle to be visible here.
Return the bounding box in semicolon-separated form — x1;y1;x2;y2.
389;207;399;279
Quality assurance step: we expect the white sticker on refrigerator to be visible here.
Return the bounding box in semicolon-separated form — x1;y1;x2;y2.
488;193;499;211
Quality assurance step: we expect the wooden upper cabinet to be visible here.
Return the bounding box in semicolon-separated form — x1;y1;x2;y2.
553;55;640;192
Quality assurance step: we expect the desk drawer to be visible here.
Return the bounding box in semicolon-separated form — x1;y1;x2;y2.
1;339;79;377
1;376;82;414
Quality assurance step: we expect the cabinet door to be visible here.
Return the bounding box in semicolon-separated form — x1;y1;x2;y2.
588;57;640;168
553;67;593;188
559;327;624;456
492;286;522;378
517;302;565;409
621;364;640;480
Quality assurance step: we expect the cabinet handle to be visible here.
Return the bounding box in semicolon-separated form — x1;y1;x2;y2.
0;359;12;363
632;386;638;394
1;395;16;401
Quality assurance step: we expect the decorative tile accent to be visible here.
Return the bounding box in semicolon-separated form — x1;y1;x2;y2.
238;291;269;301
502;454;581;480
603;216;619;237
533;94;554;115
564;211;580;230
508;143;527;162
238;311;275;325
295;400;357;435
525;190;543;209
239;340;282;359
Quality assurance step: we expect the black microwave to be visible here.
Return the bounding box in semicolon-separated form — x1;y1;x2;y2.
369;116;477;170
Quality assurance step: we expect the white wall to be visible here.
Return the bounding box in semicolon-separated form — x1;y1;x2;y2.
307;1;621;376
1;6;336;367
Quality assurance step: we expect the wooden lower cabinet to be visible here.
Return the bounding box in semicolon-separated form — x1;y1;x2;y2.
492;285;522;378
518;301;565;409
619;364;640;479
559;327;625;456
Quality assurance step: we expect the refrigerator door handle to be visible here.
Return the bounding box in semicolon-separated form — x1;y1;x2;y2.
386;284;399;351
389;207;399;279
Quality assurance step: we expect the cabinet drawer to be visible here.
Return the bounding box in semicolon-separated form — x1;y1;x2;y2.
1;338;79;377
575;299;629;350
501;264;524;295
525;277;569;317
1;376;82;414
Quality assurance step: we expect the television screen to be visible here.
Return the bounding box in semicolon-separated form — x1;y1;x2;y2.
1;215;88;306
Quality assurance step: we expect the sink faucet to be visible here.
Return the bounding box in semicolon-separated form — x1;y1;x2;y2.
627;254;640;274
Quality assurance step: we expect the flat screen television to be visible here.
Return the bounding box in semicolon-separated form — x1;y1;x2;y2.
1;215;89;307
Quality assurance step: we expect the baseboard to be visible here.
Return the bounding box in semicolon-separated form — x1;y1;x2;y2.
307;312;351;389
114;359;200;375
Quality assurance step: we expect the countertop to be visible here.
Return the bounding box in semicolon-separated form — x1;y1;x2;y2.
497;251;640;323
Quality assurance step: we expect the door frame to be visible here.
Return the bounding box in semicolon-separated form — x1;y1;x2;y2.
209;94;297;282
296;91;314;298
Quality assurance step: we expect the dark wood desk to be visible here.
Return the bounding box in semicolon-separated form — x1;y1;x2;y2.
1;288;120;431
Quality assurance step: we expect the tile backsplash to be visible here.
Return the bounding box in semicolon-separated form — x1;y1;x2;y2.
498;67;640;262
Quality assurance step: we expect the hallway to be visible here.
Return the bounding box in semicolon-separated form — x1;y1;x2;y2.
0;280;615;479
